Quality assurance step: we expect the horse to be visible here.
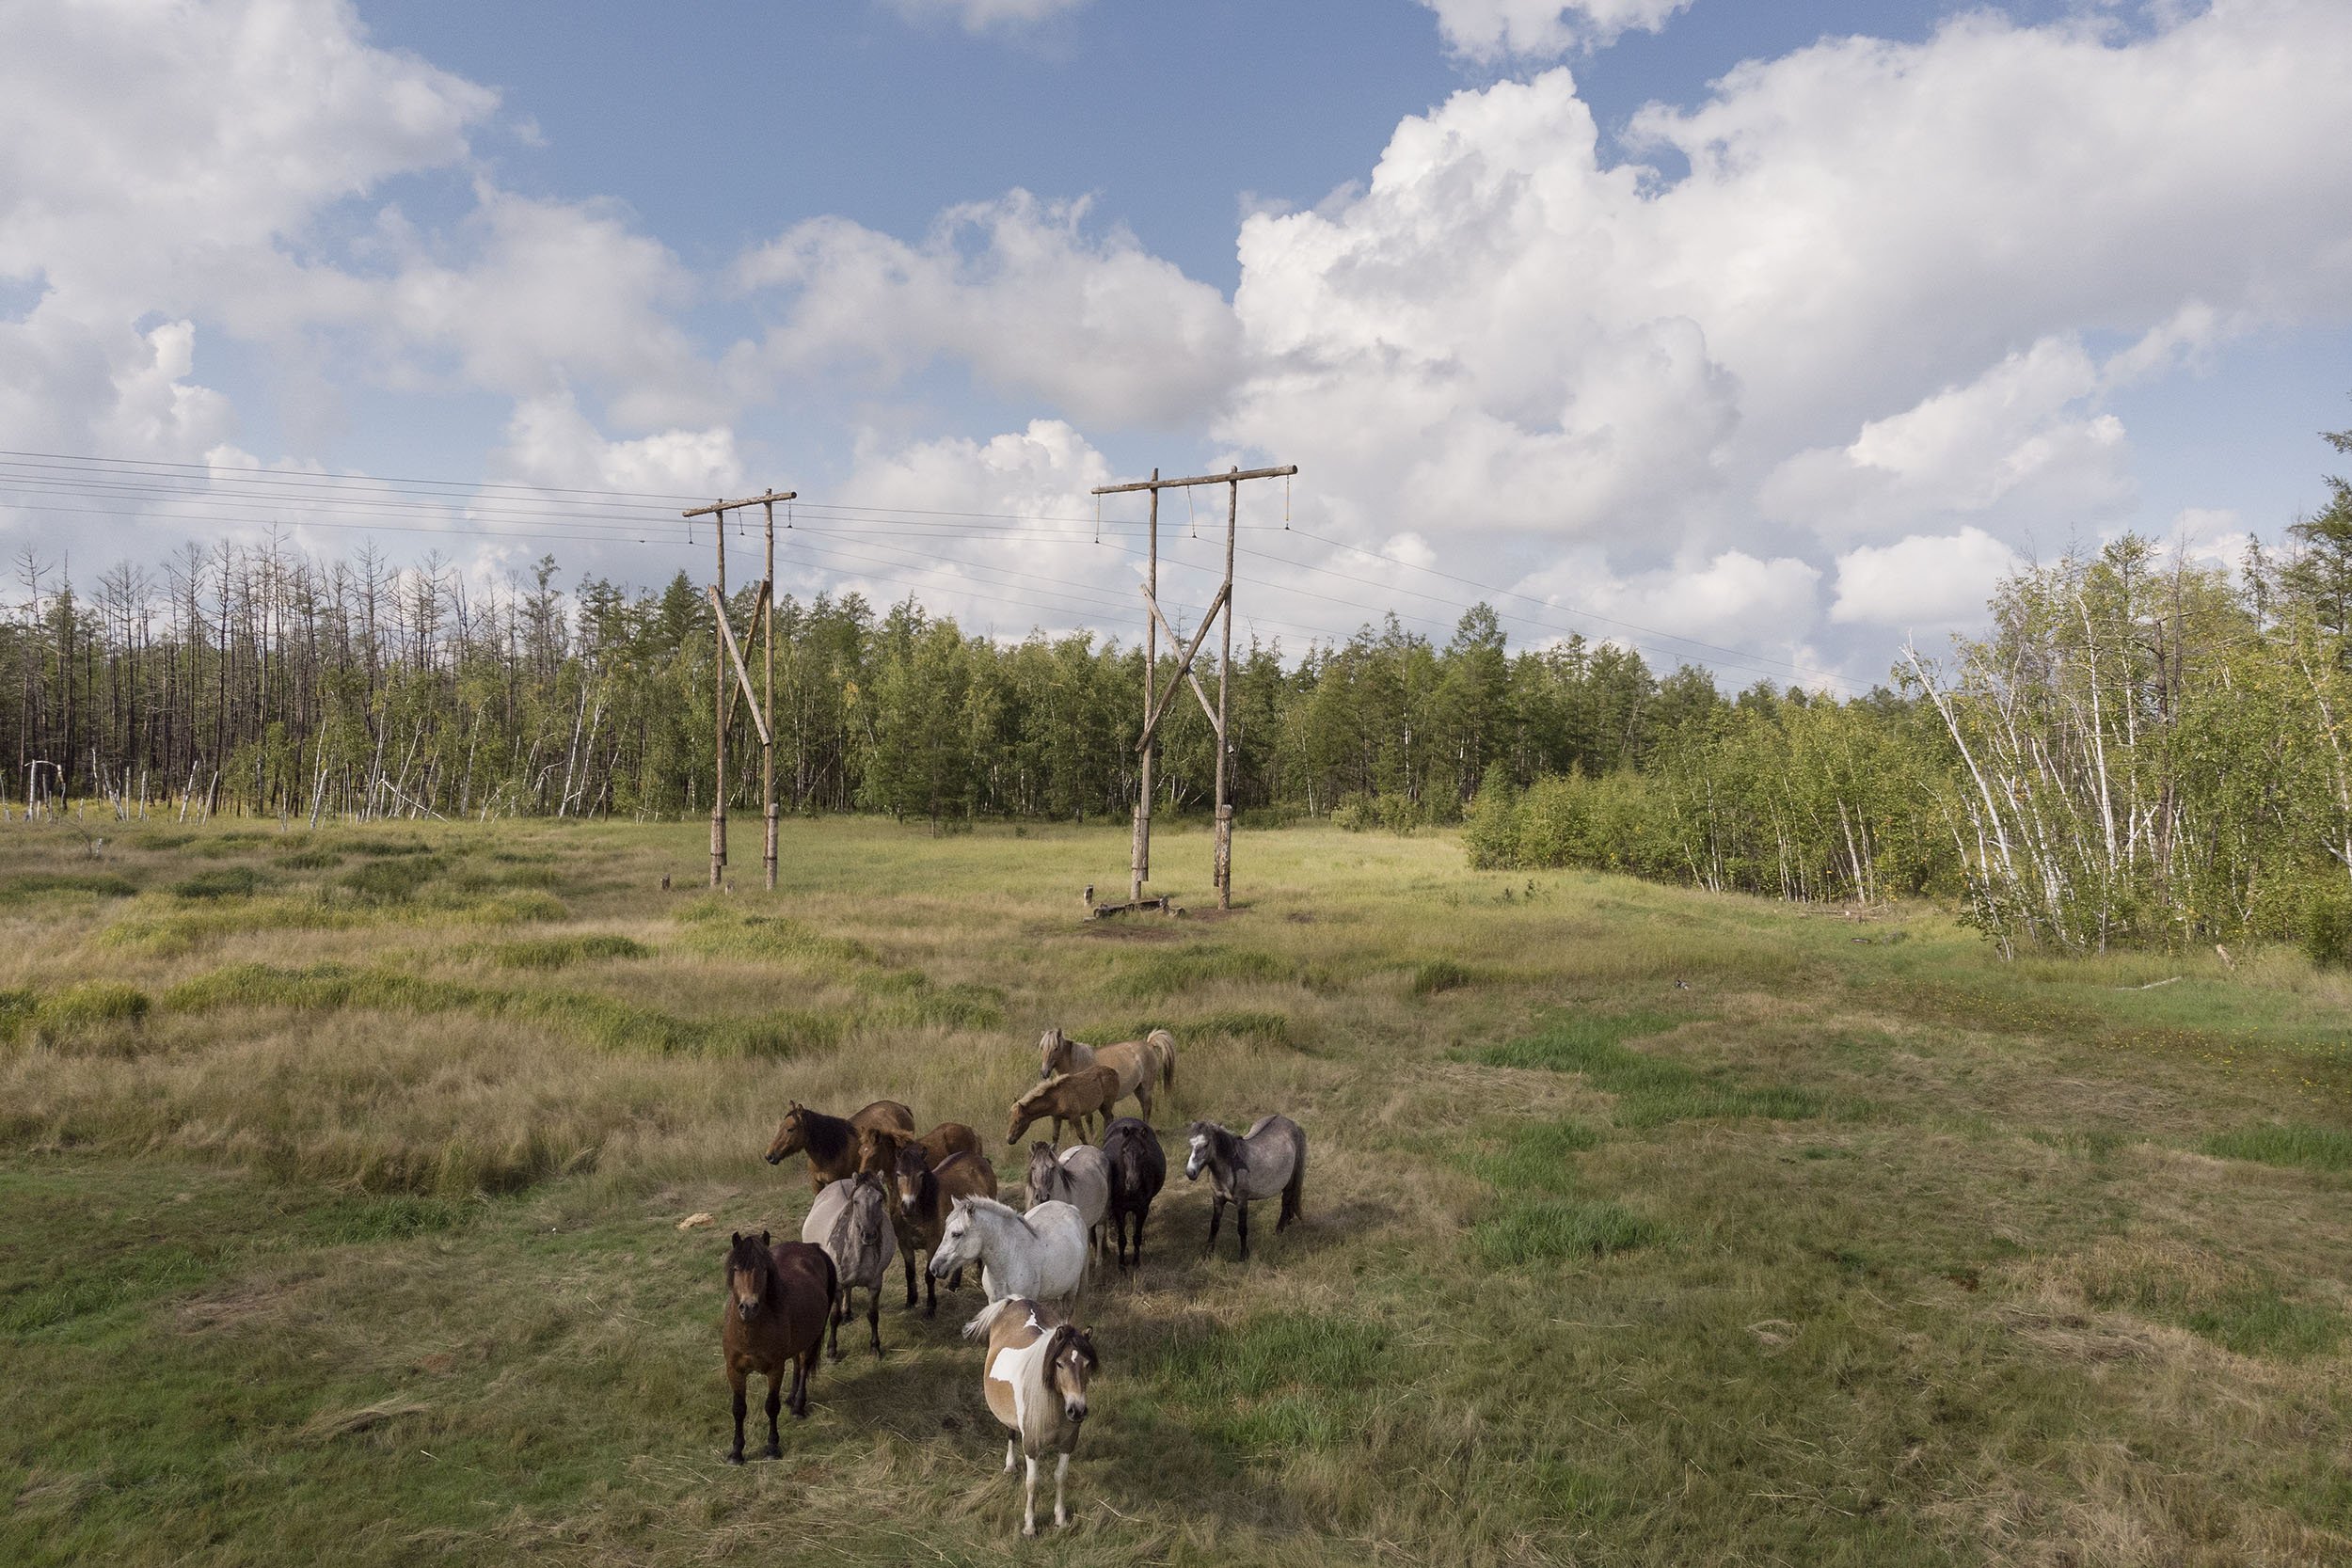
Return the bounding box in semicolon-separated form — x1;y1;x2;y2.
1183;1115;1307;1261
1025;1140;1110;1258
930;1195;1089;1311
802;1171;896;1358
1099;1116;1167;1269
765;1099;914;1191
965;1297;1099;1538
893;1144;1000;1317
720;1231;834;1463
856;1120;984;1305
1038;1026;1177;1122
1007;1066;1120;1149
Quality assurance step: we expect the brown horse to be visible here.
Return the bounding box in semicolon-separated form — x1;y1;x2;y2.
1007;1067;1120;1148
857;1119;985;1306
1038;1026;1177;1122
765;1099;914;1191
720;1231;834;1463
893;1143;999;1316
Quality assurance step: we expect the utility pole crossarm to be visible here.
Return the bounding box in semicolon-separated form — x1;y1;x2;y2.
1091;466;1295;497
682;490;797;519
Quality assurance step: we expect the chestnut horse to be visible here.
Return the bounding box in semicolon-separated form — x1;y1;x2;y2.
1007;1067;1120;1148
720;1231;834;1463
765;1099;914;1191
858;1120;983;1304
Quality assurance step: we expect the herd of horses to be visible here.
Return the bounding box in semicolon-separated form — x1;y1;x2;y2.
722;1024;1308;1536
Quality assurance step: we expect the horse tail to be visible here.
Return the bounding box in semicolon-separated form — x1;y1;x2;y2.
1151;1028;1176;1090
962;1296;1020;1341
1281;1124;1307;1227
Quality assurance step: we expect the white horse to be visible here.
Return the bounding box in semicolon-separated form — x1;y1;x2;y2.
930;1196;1089;1309
1025;1141;1110;1257
803;1171;897;1357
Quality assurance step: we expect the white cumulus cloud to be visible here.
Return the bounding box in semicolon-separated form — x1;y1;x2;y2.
1417;0;1694;59
1831;528;2023;628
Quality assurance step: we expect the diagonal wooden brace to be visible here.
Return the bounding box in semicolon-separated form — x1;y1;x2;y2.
1137;582;1228;749
709;583;772;748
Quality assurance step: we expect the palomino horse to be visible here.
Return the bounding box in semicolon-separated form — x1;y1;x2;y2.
966;1297;1099;1538
765;1100;914;1191
1183;1115;1307;1261
1025;1140;1109;1259
720;1231;834;1463
856;1120;984;1306
1099;1116;1167;1269
1038;1026;1176;1122
893;1144;999;1317
1007;1066;1120;1148
930;1196;1089;1311
803;1171;896;1358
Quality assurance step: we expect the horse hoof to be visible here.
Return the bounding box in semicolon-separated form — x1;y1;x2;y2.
726;1452;744;1466
763;1444;782;1461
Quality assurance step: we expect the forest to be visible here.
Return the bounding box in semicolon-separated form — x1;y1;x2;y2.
7;416;2350;956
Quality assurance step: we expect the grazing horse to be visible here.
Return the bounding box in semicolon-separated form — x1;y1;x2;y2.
893;1144;999;1317
930;1196;1089;1310
1007;1066;1120;1149
966;1297;1099;1538
765;1100;914;1191
1025;1141;1110;1258
1099;1117;1167;1269
1184;1115;1307;1262
802;1171;896;1358
857;1120;985;1306
720;1231;834;1463
1038;1026;1177;1121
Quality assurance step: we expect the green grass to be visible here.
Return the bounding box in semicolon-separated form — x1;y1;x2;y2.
2;816;2351;1565
2203;1123;2352;1172
167;864;267;899
0;872;137;898
1459;1009;1821;1126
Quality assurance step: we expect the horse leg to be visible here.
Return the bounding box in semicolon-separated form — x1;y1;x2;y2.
866;1285;883;1356
727;1370;748;1465
1237;1198;1250;1261
1204;1194;1224;1257
763;1375;783;1460
924;1254;939;1317
902;1240;918;1309
1055;1450;1072;1528
1022;1453;1041;1537
1136;1081;1152;1122
793;1340;817;1418
827;1290;844;1361
1005;1435;1018;1473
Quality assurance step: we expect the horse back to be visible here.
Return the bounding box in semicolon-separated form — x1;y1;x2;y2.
769;1241;835;1344
936;1148;999;1204
1240;1115;1303;1200
919;1121;983;1166
1103;1117;1166;1209
1091;1041;1150;1097
851;1100;916;1135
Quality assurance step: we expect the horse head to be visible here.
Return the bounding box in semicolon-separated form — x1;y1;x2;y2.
725;1230;772;1321
765;1102;806;1165
893;1141;930;1218
855;1123;901;1175
930;1196;978;1280
1025;1141;1060;1200
1183;1120;1219;1181
1037;1026;1067;1081
1046;1323;1098;1426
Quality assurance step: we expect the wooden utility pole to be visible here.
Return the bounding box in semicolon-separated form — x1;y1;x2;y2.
1089;463;1295;913
682;489;795;889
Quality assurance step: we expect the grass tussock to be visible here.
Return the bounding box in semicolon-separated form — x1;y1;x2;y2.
1074;1008;1292;1049
2202;1123;2352;1173
1145;1311;1388;1451
1410;957;1480;995
489;933;652;969
168;864;268;900
1107;942;1295;999
1471;1196;1663;1265
1461;1010;1820;1127
0;872;137;899
101;889;566;956
2075;1241;2350;1359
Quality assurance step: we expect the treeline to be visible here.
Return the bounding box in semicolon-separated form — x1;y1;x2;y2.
1;537;1735;832
1467;419;2352;955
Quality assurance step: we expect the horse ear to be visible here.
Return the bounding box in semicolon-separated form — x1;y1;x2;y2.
760;1229;771;1246
731;1231;742;1245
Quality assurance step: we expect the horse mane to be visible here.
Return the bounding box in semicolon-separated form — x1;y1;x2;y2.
725;1232;778;1287
797;1108;851;1162
1012;1077;1068;1112
954;1193;1024;1223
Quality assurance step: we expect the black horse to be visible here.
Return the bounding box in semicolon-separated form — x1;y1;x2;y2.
1099;1116;1167;1268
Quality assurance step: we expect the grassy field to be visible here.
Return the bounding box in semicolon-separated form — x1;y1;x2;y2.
3;814;2351;1566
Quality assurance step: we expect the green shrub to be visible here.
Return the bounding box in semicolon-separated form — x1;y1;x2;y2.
1462;779;1523;868
2307;894;2352;969
38;982;153;1034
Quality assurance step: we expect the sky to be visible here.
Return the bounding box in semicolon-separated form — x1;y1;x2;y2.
3;0;2350;691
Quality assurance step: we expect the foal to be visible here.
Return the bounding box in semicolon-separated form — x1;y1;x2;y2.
966;1297;1100;1537
1006;1066;1120;1148
719;1231;834;1463
1038;1026;1177;1122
